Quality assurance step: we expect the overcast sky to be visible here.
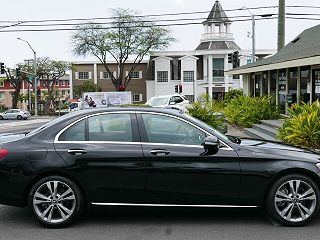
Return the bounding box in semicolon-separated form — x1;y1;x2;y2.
0;0;319;67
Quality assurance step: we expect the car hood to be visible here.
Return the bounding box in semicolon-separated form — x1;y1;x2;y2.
239;138;320;162
0;133;27;143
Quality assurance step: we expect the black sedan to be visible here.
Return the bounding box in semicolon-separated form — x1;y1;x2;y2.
0;108;320;228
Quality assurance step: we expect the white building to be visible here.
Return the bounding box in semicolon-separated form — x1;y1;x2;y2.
146;0;275;102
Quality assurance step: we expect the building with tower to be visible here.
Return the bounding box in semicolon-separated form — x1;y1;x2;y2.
146;0;274;101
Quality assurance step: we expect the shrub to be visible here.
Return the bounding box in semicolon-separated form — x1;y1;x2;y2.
224;95;281;128
187;95;225;130
278;101;320;149
224;89;243;104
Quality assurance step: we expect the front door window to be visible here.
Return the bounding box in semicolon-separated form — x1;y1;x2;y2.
142;114;206;146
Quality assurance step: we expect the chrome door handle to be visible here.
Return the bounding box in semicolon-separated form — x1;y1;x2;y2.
67;149;88;155
150;149;170;156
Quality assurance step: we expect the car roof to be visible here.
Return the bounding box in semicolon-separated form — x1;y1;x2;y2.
58;107;185;121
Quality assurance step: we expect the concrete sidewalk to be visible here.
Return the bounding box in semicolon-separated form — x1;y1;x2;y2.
227;125;249;138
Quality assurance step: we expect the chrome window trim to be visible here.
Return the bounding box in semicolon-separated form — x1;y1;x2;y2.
91;202;258;208
54;111;136;143
53;110;233;150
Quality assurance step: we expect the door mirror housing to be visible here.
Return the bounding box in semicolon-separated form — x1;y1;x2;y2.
201;136;220;155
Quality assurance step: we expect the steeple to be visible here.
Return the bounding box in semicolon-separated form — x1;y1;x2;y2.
204;0;231;24
196;0;239;50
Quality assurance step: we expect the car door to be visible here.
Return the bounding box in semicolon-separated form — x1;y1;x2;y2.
3;110;12;119
54;112;145;204
138;112;240;205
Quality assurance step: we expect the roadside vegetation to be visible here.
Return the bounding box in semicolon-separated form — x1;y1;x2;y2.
224;95;281;128
187;90;281;130
278;101;320;150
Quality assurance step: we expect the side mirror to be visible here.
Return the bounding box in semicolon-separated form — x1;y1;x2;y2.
201;136;220;156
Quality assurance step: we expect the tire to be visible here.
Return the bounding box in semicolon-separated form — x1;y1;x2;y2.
266;174;320;226
17;115;23;120
28;176;84;228
0;116;3;120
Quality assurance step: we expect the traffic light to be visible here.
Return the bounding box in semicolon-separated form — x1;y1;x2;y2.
16;68;21;77
175;85;178;93
179;84;182;94
36;87;41;98
228;53;233;64
0;62;4;74
232;51;240;68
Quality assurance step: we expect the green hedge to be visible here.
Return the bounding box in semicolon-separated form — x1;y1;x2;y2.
224;95;281;128
278;101;320;149
186;95;225;129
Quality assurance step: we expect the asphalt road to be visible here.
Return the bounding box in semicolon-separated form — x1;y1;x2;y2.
0;117;55;134
1;205;320;240
1;118;320;239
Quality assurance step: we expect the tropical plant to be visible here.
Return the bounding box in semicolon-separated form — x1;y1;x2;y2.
71;8;174;91
278;101;320;149
224;95;281;128
187;94;225;130
223;89;243;104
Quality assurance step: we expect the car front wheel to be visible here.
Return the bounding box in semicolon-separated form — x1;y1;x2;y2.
17;115;23;120
266;174;320;226
28;176;84;228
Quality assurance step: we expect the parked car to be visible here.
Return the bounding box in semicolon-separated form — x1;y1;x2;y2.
0;109;31;120
146;94;190;110
0;108;320;228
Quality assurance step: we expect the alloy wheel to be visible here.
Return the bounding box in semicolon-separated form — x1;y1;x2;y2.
274;179;317;223
32;180;77;224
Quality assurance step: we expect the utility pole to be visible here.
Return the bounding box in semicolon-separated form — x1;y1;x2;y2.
278;0;285;51
18;38;38;116
252;14;256;62
243;6;255;63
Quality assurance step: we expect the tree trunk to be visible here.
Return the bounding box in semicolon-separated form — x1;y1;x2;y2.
12;89;20;109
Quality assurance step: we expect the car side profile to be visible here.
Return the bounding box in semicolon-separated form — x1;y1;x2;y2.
0;108;320;228
145;94;190;110
0;109;31;120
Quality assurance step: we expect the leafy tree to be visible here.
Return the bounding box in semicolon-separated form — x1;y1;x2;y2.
73;80;102;98
71;8;175;91
35;57;70;114
3;67;25;109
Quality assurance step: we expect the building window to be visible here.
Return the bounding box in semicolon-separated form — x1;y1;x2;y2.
132;94;143;102
129;71;140;79
213;58;224;77
55;80;59;86
78;72;89;80
184;95;195;103
157;71;169;82
183;71;194;82
62;90;66;96
0;81;3;87
66;80;70;86
61;80;65;86
0;92;4;99
102;72;114;79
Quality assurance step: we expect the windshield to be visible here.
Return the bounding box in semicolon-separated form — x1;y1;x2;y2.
147;97;170;106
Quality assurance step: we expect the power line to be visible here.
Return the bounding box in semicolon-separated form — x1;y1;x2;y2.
0;17;280;33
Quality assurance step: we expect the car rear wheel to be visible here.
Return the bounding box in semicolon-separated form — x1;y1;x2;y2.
266;174;320;226
28;176;84;228
0;116;3;120
17;115;23;120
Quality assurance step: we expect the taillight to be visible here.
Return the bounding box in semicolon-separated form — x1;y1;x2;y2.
0;149;9;160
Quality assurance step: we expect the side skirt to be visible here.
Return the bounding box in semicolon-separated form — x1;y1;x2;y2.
91;203;259;208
